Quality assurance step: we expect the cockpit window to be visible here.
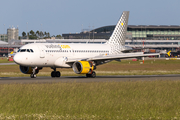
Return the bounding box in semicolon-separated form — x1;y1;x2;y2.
18;49;34;53
27;49;30;52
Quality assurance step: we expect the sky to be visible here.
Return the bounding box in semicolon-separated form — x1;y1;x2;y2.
0;0;180;36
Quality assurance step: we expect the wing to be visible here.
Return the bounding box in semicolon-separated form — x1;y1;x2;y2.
88;52;159;61
66;52;160;64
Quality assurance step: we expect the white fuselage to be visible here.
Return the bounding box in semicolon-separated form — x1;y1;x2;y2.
13;43;112;68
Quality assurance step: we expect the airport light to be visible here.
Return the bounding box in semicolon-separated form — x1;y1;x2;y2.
40;23;43;38
81;24;83;39
26;22;28;39
93;25;94;42
3;24;5;41
89;26;90;39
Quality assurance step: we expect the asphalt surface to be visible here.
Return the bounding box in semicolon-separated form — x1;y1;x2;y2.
0;63;16;65
0;75;180;84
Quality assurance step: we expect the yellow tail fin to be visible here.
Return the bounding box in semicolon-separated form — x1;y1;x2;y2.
10;51;14;54
167;51;171;57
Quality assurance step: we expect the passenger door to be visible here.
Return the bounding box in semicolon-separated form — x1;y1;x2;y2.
38;46;45;58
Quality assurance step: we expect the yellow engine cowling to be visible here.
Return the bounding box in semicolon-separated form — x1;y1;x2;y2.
72;61;94;74
19;66;40;74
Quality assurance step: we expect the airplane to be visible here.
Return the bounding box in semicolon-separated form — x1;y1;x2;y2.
13;11;159;78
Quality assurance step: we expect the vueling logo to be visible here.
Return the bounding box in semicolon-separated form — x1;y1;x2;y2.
45;44;71;50
45;44;61;48
61;45;71;49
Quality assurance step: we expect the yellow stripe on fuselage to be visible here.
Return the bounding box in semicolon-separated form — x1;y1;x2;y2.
61;45;71;49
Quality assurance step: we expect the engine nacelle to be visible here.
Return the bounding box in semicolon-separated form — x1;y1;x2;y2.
72;61;94;74
19;66;39;74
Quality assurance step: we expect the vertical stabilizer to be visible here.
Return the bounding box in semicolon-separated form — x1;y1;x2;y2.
107;11;129;46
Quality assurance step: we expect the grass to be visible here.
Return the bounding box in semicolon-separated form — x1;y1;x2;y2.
0;59;180;77
1;59;180;119
0;81;180;119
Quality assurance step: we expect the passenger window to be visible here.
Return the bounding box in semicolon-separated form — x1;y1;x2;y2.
27;49;30;52
30;49;34;52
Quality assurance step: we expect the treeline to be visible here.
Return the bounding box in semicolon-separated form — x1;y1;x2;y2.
21;30;62;39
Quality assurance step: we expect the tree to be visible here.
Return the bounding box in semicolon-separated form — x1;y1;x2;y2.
30;30;35;36
47;32;50;37
36;30;40;36
44;31;47;37
29;35;38;39
22;31;26;37
39;31;44;38
56;34;62;38
21;30;51;39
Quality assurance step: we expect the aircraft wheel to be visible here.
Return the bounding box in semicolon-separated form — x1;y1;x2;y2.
86;71;96;78
51;71;56;77
55;71;61;77
30;74;36;78
86;74;91;77
91;71;96;78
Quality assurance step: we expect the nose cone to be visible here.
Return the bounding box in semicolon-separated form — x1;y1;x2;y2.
13;54;22;65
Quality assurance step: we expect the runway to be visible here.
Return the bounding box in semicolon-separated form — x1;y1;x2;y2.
0;74;180;84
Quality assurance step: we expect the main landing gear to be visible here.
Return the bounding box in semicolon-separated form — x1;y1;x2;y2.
86;71;96;78
30;67;39;78
51;68;61;78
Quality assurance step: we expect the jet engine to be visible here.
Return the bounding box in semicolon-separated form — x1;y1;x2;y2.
72;61;94;74
19;66;39;74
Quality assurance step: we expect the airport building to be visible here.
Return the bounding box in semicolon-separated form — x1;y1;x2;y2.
7;27;19;42
62;25;180;40
0;34;8;42
1;25;180;57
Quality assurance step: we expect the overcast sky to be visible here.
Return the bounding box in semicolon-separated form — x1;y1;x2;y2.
0;0;180;36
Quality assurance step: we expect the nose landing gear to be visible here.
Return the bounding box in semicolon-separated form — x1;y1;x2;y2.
30;74;37;78
30;67;39;78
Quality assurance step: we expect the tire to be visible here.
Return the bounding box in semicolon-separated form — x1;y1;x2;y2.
30;74;34;78
30;74;36;78
91;71;96;78
34;74;37;78
51;71;56;77
86;74;91;77
86;71;96;78
55;71;61;77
